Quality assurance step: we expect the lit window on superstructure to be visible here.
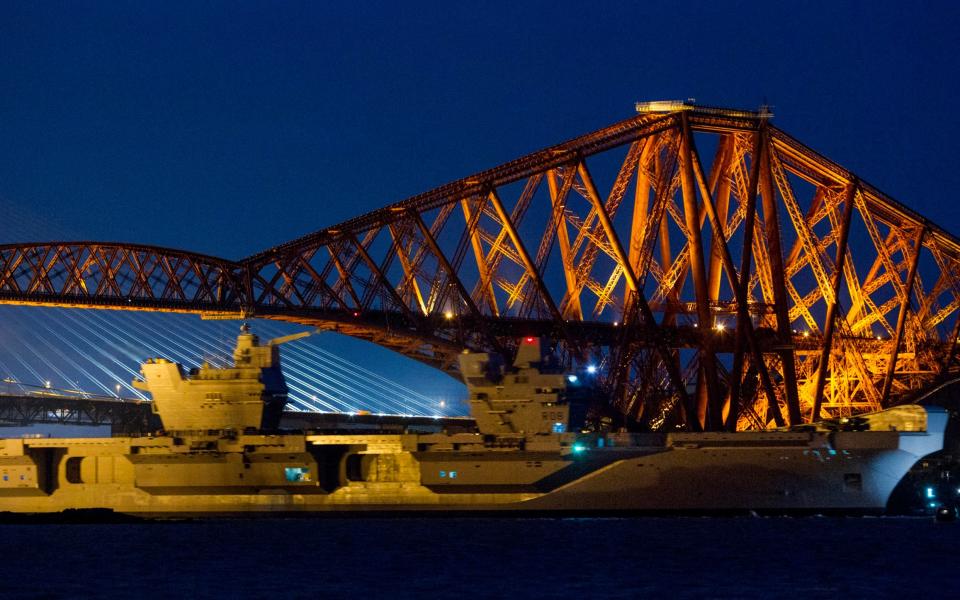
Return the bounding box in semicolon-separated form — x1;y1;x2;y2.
284;467;311;482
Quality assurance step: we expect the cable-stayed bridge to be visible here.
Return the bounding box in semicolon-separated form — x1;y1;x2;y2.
0;307;459;419
1;102;957;432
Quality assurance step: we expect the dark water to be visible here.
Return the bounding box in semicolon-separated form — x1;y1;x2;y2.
1;517;956;599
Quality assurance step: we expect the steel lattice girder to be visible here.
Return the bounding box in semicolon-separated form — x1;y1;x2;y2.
1;106;960;431
0;242;243;312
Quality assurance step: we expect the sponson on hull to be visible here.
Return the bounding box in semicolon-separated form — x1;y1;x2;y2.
0;328;952;518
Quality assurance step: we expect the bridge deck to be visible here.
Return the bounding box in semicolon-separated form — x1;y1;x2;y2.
0;394;471;435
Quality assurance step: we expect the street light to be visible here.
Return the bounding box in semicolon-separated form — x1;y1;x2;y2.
115;384;121;398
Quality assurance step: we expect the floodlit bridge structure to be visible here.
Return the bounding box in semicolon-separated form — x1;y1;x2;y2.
2;103;958;432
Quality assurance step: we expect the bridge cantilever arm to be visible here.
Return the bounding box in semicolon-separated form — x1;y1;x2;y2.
687;122;784;427
346;231;419;322
408;209;483;320
485;188;563;322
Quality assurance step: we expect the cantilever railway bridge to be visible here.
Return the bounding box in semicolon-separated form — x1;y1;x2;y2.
2;102;958;432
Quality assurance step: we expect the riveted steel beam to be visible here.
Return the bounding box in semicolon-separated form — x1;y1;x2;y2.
811;181;858;420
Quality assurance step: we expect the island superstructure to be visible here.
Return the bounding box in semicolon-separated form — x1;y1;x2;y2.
131;324;306;431
0;327;952;517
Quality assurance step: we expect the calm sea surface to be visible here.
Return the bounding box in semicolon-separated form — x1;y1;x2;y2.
1;517;956;599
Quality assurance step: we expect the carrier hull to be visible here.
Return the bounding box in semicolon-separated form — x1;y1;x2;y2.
0;409;947;518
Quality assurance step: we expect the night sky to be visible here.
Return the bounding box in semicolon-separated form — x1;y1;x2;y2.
1;2;959;417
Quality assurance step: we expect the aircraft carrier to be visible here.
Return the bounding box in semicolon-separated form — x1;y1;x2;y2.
0;326;953;518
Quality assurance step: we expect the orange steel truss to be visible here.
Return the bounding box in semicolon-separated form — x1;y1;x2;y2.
2;104;959;431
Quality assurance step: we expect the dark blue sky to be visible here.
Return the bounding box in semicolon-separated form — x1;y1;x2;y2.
1;2;959;416
3;2;959;258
